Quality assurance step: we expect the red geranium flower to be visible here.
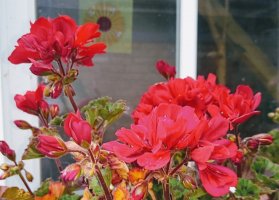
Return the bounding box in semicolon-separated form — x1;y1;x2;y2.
208;85;261;126
191;140;237;197
104;104;206;170
132;74;227;123
8;15;106;75
14;84;46;115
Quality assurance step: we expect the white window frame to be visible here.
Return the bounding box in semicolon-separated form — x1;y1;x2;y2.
0;0;40;190
0;0;198;189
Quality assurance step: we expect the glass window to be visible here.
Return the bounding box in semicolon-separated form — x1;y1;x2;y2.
36;0;177;180
197;0;279;136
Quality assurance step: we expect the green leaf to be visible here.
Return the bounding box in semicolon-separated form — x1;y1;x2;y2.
89;176;104;197
88;167;112;198
169;178;188;199
21;137;44;160
34;179;50;197
81;97;127;130
235;178;260;199
49;115;65;126
252;156;279;190
59;193;81;200
2;187;33;200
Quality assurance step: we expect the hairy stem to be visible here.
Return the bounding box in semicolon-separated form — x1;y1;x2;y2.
67;87;78;112
57;58;65;76
88;149;112;200
14;161;33;196
163;178;171;200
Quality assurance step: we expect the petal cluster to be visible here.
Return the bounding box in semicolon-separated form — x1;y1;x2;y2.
8;15;106;75
104;104;205;170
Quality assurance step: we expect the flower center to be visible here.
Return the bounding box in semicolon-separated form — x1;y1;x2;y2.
97;16;112;32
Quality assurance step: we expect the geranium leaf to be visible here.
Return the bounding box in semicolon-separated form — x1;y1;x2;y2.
59;194;81;200
235;178;260;199
34;179;50;197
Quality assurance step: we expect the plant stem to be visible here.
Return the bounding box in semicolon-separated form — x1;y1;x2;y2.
163;178;171;200
14;162;33;196
88;149;112;200
233;125;242;177
67;87;78;112
57;58;65;76
169;152;188;176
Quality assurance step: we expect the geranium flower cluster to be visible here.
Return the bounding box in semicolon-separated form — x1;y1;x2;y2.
0;15;275;200
105;70;261;196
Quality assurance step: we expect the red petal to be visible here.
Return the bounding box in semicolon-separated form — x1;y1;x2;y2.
137;150;170;170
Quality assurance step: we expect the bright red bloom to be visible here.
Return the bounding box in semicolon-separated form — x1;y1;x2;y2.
191;140;237;197
104;104;206;170
156;60;176;80
132;74;228;123
208;85;261;126
61;163;81;182
64;111;92;148
14;84;46;115
37;135;67;158
8;15;106;75
0;141;16;161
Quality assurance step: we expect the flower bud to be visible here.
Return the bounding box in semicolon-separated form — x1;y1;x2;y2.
14;120;32;130
182;175;197;190
37;135;67;158
61;163;81;182
64;111;92;148
24;170;33;182
17;161;24;170
246;139;259;150
131;182;148;200
0;163;10;171
0;171;11;180
50;104;60;119
0;141;16;161
39;100;49;120
156;60;176;80
50;81;63;99
252;133;273;146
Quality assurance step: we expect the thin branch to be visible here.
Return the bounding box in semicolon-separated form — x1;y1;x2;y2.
14;161;33;196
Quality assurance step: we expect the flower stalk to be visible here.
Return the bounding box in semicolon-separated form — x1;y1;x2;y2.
14;161;33;196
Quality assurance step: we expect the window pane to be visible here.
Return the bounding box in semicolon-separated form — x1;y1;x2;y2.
197;0;279;136
37;0;177;179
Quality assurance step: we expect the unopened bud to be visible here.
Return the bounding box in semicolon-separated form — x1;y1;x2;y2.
0;163;10;171
14;120;32;130
253;133;273;146
246;139;259;150
0;171;11;180
44;86;51;97
50;81;63;99
275;107;279;113
17;161;24;170
50;104;60;119
63;69;79;85
182;175;196;190
40;100;49;120
25;170;33;182
227;134;236;142
268;112;275;118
